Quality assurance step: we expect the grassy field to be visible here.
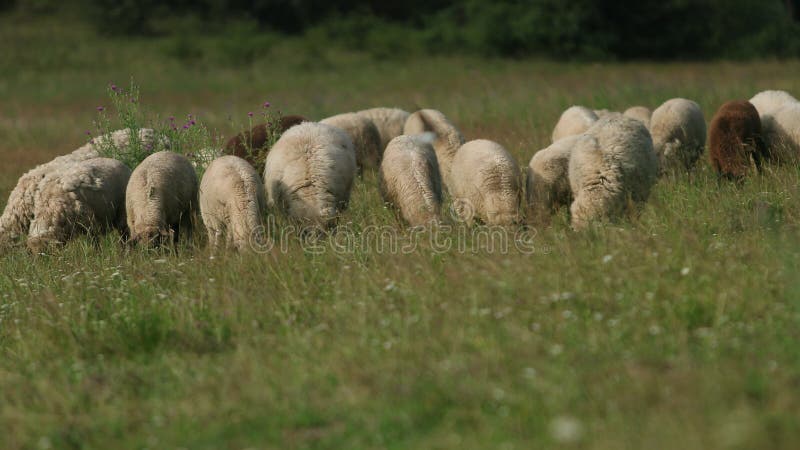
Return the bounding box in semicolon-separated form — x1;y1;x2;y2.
2;15;800;450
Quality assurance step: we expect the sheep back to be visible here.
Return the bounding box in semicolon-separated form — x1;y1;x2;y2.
526;135;580;222
624;106;652;128
379;135;443;226
403;109;465;192
321;112;382;170
708;100;768;179
200;155;266;250
552;106;598;143
650;98;707;172
356;107;410;151
449;139;522;225
263;122;357;228
126;151;198;245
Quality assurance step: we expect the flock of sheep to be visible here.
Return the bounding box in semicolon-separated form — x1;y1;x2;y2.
0;89;798;253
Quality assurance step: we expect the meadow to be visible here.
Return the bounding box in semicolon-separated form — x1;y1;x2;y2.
2;16;800;449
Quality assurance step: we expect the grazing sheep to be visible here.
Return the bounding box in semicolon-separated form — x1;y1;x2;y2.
378;135;443;226
321;112;382;170
223;115;307;172
708;100;768;179
569;115;658;230
199;156;266;250
594;109;616;119
126;151;198;245
526;135;581;223
649;98;707;172
27;158;131;252
403;109;465;192
624;106;652;128
449;139;522;226
761;102;800;163
0;128;156;246
749;90;798;117
263;122;357;228
356;107;410;150
552;106;598;143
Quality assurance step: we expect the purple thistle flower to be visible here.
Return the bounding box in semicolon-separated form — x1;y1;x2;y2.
86;130;92;136
96;106;104;112
110;84;118;91
263;101;271;108
248;111;254;117
183;124;189;129
169;116;175;122
89;139;95;144
190;120;196;125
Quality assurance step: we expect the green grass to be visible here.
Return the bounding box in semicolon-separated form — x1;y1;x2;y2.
2;15;800;449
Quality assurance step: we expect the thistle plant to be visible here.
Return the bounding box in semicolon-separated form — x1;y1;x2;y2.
89;79;218;176
233;101;285;172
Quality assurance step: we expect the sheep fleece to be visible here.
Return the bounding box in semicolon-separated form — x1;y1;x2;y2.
27;158;131;251
708;100;768;178
379;135;443;226
569;115;658;230
263;122;357;227
321;112;382;169
552;106;598;143
126;151;198;243
449;139;522;225
200;155;266;250
649;98;707;172
356;107;410;151
403;109;465;192
526;135;581;221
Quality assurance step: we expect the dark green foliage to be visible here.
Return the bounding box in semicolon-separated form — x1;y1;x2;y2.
5;0;800;59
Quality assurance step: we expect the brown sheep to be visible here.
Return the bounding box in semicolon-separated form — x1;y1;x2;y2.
223;115;306;172
708;100;767;180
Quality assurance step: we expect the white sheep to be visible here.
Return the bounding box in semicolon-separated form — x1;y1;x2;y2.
403;109;465;192
126;151;198;245
749;90;798;117
624;106;652;128
0;128;157;246
378;135;443;226
356;107;410;151
199;155;266;251
321;112;382;170
649;98;706;172
263;122;357;228
526;135;581;223
569;115;658;230
26;158;131;252
552;106;598;143
449;139;522;225
761;102;800;163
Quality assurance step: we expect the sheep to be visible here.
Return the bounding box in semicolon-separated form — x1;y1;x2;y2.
526;135;581;223
0;128;157;246
568;115;658;230
708;100;768;180
552;106;598;143
761;102;800;163
26;158;131;253
223;115;307;172
263;122;357;228
749;90;798;117
649;98;707;172
378;135;443;227
449;139;522;226
126;151;198;245
623;106;652;128
594;109;616;119
320;112;382;170
403;109;465;192
199;155;266;251
356;107;410;150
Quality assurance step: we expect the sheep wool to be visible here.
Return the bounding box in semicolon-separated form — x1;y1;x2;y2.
623;106;652;128
321;112;382;170
27;158;131;252
749;90;798;118
356;107;410;151
568;115;658;230
200;155;266;251
0;128;156;246
126;151;198;245
449;139;522;226
403;109;465;193
263;122;357;228
649;98;706;172
762;102;800;163
552;106;599;143
379;135;443;226
526;135;581;222
708;100;769;179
